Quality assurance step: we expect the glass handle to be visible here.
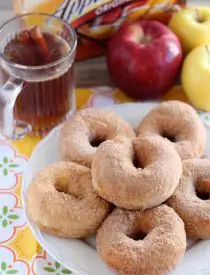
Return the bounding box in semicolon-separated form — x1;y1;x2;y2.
0;77;32;139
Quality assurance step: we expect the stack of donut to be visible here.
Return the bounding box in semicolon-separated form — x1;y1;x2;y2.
26;100;210;275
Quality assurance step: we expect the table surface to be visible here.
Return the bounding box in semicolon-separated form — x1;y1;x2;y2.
0;0;209;88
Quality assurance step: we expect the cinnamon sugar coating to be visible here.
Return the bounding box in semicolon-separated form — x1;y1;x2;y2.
92;136;182;210
137;101;206;160
167;159;210;239
97;205;186;275
60;108;135;168
26;162;112;238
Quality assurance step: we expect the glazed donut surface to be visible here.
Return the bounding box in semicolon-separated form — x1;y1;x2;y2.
92;136;182;210
26;162;112;238
60;108;135;167
97;205;186;275
167;158;210;239
137;101;206;160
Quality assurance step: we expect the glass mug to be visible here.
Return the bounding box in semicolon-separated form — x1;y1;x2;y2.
0;13;77;139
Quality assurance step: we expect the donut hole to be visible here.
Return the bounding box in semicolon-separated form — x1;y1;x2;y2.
196;190;209;200
127;230;147;241
91;138;104;147
133;155;143;169
195;180;210;200
55;178;84;199
196;186;210;200
132;150;144;169
161;131;176;143
90;136;106;147
55;179;68;193
133;154;140;168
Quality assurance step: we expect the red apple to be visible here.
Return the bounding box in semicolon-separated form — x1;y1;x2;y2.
106;20;183;100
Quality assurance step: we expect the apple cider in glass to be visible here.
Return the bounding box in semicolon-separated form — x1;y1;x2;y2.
0;13;77;139
2;28;74;133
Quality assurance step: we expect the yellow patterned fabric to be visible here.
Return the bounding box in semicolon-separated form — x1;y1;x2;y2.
0;86;187;275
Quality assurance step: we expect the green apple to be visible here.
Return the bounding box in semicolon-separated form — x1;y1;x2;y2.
169;7;210;53
181;44;210;111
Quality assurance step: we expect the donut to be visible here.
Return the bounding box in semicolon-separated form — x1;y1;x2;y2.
92;136;182;210
136;101;206;160
167;159;210;239
97;205;186;275
60;108;135;167
26;162;112;238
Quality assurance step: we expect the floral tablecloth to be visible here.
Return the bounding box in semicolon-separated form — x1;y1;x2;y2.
0;85;200;275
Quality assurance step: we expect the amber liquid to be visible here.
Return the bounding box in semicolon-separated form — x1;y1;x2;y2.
2;31;74;134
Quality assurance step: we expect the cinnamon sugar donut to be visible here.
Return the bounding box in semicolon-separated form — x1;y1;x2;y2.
167;159;210;239
26;162;112;238
92;136;182;210
137;101;206;160
97;205;186;275
60;108;135;167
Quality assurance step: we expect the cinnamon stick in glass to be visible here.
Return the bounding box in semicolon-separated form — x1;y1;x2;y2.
30;26;50;62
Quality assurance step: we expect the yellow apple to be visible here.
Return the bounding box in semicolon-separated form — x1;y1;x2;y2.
181;44;210;111
169;7;210;53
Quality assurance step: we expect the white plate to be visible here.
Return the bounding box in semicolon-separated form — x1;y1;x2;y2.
22;102;210;275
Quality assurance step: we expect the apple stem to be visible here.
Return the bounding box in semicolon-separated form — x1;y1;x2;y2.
195;8;202;23
141;36;152;44
205;45;210;59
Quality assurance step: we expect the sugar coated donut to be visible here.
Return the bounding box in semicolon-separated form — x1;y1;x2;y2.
97;205;186;275
167;159;210;239
92;136;182;210
26;162;112;238
137;101;206;160
60;108;135;167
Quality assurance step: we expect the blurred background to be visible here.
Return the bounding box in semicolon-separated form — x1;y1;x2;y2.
0;0;208;9
0;1;12;8
0;0;208;87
